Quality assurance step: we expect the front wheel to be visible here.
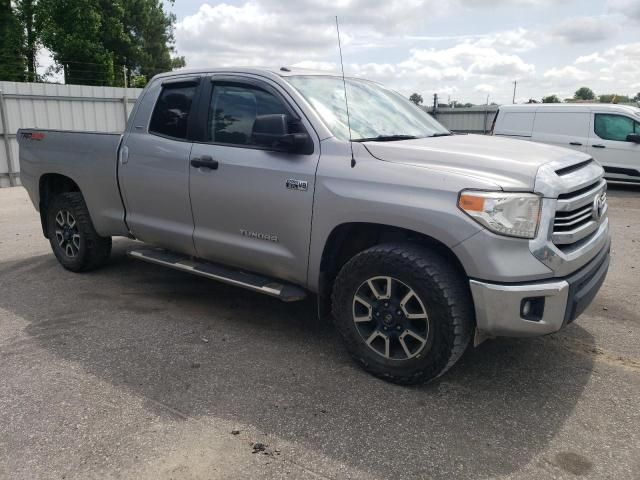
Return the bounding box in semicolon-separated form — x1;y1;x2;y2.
47;192;112;272
331;243;473;384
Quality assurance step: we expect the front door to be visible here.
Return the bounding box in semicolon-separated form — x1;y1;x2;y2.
120;77;201;255
188;76;320;285
588;112;640;181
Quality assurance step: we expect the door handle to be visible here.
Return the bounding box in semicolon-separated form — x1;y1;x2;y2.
592;144;606;149
569;142;582;146
190;156;219;170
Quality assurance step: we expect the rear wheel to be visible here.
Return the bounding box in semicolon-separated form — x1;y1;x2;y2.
331;243;473;384
46;192;112;272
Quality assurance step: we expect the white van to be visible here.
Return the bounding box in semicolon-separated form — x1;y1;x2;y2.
493;103;640;184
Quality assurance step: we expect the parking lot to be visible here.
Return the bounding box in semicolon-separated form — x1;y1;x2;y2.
0;184;639;479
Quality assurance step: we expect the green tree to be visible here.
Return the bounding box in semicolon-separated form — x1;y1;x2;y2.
409;93;423;105
123;0;185;84
35;0;184;86
542;94;560;103
599;94;630;103
574;87;595;101
634;92;640;102
15;0;37;81
37;0;115;85
0;0;26;82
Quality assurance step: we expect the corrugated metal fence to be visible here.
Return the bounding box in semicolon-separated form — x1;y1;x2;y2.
427;105;499;134
0;81;142;188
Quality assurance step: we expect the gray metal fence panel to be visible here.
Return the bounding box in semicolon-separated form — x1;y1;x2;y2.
427;105;499;134
0;81;142;188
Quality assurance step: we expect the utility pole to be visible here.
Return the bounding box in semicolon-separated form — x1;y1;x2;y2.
484;94;490;134
433;93;438;112
512;81;517;104
122;66;129;126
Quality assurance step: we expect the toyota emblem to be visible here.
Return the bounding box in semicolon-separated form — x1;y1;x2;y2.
592;192;606;220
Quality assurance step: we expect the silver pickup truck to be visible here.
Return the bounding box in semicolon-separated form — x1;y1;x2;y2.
18;67;610;384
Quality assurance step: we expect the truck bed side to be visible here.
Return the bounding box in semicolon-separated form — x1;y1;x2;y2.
17;129;129;237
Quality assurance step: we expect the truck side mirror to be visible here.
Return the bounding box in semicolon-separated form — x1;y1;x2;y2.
626;133;640;144
251;114;310;154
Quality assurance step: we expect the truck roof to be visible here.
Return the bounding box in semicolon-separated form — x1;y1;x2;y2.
499;103;640;116
152;66;352;82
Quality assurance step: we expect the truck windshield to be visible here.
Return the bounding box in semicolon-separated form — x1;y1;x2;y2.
287;75;450;142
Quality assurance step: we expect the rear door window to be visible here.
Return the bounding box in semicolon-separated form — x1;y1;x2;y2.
149;82;198;140
594;114;639;141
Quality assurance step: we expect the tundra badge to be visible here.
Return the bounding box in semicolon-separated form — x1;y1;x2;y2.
286;179;308;191
240;229;279;242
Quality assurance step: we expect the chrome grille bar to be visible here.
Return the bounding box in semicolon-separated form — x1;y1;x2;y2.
556;180;606;212
552;220;599;245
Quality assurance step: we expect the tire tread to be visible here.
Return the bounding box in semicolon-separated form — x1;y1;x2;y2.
48;192;112;272
331;243;473;384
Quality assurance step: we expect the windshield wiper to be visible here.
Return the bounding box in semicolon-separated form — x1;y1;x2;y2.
429;132;453;137
353;135;420;142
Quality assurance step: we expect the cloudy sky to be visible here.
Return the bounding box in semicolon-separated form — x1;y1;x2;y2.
166;0;640;105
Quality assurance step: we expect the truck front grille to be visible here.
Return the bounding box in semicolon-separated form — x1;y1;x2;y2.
552;180;607;248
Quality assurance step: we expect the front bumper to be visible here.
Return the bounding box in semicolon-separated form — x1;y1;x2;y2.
469;239;610;337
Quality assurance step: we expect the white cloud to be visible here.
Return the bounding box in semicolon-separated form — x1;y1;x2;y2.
574;52;607;64
549;16;619;43
291;61;337;71
543;66;591;83
402;44;534;77
607;0;640;22
475;83;496;93
175;2;337;67
473;28;537;52
172;1;639;104
459;0;552;5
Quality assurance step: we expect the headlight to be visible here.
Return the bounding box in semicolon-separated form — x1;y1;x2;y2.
458;190;541;239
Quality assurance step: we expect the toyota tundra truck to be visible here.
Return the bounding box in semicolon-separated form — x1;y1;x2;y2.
17;67;610;384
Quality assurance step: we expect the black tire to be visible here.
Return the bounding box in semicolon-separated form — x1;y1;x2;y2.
331;243;473;384
46;192;112;272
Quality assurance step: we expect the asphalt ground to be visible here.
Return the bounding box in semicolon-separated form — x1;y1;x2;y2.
0;184;639;480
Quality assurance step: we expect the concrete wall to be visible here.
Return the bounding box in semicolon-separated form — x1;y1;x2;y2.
0;82;142;188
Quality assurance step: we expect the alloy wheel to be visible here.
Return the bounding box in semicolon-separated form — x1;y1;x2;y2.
352;276;430;360
54;209;81;258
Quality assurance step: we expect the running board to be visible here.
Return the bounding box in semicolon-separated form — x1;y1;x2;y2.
127;248;307;302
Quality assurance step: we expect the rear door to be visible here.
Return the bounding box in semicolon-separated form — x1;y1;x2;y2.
188;75;320;285
588;112;640;181
531;111;590;152
119;77;201;255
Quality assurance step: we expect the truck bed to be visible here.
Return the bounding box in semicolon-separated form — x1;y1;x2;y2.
17;129;129;237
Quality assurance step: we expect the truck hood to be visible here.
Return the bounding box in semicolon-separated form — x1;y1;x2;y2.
362;134;590;191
